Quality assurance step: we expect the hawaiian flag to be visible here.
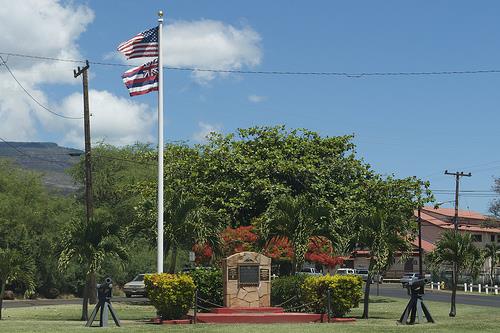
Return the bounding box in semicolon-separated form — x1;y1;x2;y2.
117;27;159;59
121;59;159;96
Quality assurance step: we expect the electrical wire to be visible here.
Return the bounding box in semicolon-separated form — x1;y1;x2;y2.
0;55;83;120
3;51;500;78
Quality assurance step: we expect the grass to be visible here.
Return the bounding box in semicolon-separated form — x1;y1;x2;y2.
0;297;499;332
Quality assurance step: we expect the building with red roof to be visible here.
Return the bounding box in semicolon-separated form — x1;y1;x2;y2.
343;207;500;279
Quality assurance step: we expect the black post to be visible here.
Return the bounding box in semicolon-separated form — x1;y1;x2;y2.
327;288;331;323
193;289;198;324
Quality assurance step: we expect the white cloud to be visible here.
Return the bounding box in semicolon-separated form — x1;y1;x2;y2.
248;94;267;103
192;122;222;143
0;0;95;142
48;90;155;148
0;1;155;148
113;19;262;84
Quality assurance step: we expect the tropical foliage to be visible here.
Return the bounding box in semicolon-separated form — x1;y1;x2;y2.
302;274;363;317
144;273;196;320
427;231;482;317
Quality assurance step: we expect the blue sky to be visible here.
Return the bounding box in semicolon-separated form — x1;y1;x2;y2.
0;1;499;214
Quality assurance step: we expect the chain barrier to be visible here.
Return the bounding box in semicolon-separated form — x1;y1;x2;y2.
196;296;224;308
275;295;297;308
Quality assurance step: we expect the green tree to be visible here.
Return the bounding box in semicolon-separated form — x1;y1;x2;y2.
0;160;76;298
258;195;330;273
484;243;500;286
134;189;223;272
0;248;35;320
357;210;413;319
489;178;500;218
427;231;482;317
196;126;374;226
58;209;127;321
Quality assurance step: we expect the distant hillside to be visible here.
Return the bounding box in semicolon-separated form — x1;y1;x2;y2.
0;142;83;195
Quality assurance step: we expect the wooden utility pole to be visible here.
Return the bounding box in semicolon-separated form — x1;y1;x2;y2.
74;60;95;320
444;170;472;230
444;170;471;318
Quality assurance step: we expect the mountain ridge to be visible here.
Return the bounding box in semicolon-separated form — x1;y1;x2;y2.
0;141;83;195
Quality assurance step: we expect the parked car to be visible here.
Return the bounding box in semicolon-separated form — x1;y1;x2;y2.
297;267;322;276
355;269;383;284
124;274;147;298
335;268;356;276
400;272;419;287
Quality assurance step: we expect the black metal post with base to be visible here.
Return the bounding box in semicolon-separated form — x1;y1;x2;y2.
85;277;121;327
398;278;434;325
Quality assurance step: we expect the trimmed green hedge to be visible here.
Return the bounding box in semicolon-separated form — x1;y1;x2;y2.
187;267;223;309
144;273;195;320
302;274;363;317
271;274;308;311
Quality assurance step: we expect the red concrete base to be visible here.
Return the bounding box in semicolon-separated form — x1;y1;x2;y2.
152;307;356;324
210;307;284;314
190;308;357;324
192;312;325;324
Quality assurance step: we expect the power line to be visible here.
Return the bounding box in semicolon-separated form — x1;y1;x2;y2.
0;55;83;120
3;51;500;78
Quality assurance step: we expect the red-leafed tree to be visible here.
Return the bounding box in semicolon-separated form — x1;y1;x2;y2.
305;236;344;267
193;226;343;270
192;243;213;265
221;226;258;256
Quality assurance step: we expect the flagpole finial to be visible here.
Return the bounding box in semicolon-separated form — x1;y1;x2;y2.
158;10;163;19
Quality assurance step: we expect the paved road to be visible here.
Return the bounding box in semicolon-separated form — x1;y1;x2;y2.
2;296;149;308
4;285;500;309
370;283;500;308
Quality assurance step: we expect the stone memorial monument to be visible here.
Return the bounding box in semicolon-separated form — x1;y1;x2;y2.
222;252;271;308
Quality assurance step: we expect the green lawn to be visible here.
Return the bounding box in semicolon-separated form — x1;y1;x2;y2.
0;297;499;333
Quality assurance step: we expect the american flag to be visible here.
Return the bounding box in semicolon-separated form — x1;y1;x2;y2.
121;59;159;96
117;27;159;59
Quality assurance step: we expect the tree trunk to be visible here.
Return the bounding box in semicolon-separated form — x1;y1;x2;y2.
169;245;178;273
88;271;97;304
0;279;5;320
449;266;457;317
81;274;89;321
362;274;372;319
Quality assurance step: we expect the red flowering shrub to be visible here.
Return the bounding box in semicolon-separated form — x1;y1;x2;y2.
221;226;258;256
193;229;343;268
305;237;344;267
263;237;293;261
192;243;213;265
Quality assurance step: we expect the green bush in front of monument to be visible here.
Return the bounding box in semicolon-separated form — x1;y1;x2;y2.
187;267;223;310
302;275;363;317
271;275;308;311
144;273;196;320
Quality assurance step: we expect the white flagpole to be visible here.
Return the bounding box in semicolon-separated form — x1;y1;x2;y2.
157;10;164;273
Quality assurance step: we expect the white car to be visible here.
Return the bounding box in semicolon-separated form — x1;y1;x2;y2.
335;268;356;276
400;272;419;287
124;274;147;298
297;267;322;276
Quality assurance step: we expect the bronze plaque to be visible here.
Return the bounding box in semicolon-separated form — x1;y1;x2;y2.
260;268;270;281
239;265;259;286
228;267;238;280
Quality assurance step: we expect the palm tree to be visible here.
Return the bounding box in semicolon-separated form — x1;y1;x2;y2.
427;231;482;317
0;248;35;320
59;209;127;321
484;243;500;286
357;210;412;319
134;190;223;273
260;195;330;273
164;192;223;273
